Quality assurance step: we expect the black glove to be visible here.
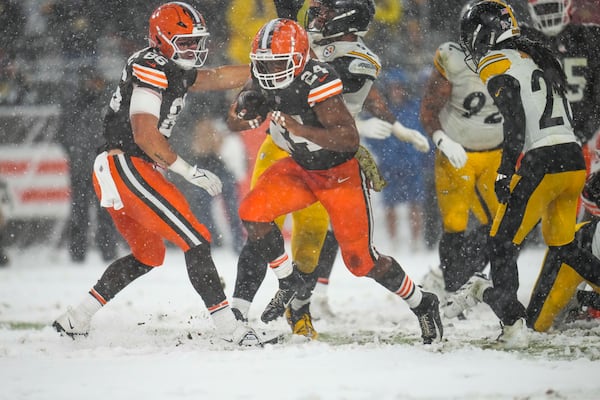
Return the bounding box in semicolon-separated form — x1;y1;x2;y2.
235;90;270;121
495;173;511;204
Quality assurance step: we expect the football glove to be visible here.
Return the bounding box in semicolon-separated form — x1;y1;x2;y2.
432;130;467;169
169;156;222;196
355;145;387;192
392;121;430;153
356;117;392;139
235;90;270;121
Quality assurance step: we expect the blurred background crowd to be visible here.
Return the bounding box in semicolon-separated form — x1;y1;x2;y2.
0;0;599;263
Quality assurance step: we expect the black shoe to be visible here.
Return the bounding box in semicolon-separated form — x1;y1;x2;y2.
411;291;443;344
261;270;304;323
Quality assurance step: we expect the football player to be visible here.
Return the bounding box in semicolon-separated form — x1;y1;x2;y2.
420;35;504;298
527;170;600;332
230;0;430;339
522;0;600;145
52;2;267;346
445;0;600;348
227;18;443;345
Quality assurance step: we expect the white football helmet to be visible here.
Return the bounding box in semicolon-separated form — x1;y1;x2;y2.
528;0;571;36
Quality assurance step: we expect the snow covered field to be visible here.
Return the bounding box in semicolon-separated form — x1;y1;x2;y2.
1;232;599;400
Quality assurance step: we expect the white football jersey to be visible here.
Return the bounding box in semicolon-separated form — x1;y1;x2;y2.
435;42;504;151
311;39;380;118
479;48;577;154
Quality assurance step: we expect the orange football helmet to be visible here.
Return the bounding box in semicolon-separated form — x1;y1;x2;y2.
250;18;310;89
148;2;209;70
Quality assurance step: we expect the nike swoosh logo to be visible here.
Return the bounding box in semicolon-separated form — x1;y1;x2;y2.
68;318;75;330
337;177;350;183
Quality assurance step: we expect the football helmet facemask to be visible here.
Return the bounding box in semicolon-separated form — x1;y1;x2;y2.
305;0;375;43
148;2;209;70
460;0;521;72
250;18;310;90
528;0;571;36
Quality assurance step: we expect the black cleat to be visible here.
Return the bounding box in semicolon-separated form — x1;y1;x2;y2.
261;270;304;323
411;291;443;344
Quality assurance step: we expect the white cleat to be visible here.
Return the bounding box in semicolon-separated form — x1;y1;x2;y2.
443;273;491;318
221;322;262;346
52;307;92;338
497;318;529;349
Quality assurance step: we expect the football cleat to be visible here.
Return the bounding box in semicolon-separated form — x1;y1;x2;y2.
285;304;318;340
410;291;443;344
52;307;91;338
261;270;304;323
261;287;297;323
222;322;262;347
497;318;529;349
443;273;491;319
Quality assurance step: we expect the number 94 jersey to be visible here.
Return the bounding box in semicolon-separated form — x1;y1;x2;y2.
434;42;504;151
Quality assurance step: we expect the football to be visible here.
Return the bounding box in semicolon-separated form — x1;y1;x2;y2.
235;90;270;120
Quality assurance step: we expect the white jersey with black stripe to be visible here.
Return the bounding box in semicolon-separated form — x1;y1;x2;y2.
479;48;577;153
435;42;504;151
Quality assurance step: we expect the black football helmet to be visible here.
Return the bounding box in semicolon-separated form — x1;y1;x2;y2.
459;0;521;72
305;0;375;42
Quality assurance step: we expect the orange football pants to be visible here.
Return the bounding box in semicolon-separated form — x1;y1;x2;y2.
239;156;379;276
92;154;211;267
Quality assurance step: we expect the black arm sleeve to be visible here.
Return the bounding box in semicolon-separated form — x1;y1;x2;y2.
487;74;526;176
274;0;305;20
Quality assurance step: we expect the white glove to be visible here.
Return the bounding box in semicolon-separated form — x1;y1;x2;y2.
391;121;431;153
169;156;223;196
432;130;467;169
356;117;393;139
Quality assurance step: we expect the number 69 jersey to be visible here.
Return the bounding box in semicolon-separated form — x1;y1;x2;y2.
102;47;197;160
434;42;504;151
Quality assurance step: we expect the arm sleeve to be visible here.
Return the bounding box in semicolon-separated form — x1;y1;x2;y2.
487;74;525;176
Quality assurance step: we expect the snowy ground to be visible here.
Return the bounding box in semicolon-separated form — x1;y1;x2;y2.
1;206;599;400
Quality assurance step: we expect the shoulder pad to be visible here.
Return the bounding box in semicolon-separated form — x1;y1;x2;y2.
434;42;465;80
306;63;343;105
478;51;512;84
347;57;379;79
131;50;169;90
132;63;168;90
